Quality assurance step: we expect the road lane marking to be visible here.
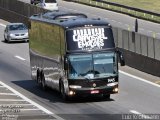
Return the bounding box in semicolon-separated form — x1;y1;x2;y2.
0;99;26;101
14;109;41;111
0;109;40;111
120;70;160;88
0;81;53;115
0;23;6;27
0;104;33;106
130;110;151;119
130;110;142;114
15;56;26;61
0;93;17;95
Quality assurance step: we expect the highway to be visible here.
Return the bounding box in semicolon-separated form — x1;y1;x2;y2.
0;20;160;119
0;0;160;120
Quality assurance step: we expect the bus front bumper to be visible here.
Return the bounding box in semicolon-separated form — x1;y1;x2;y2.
67;84;118;97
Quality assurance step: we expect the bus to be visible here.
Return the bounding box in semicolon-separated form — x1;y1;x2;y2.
29;11;125;101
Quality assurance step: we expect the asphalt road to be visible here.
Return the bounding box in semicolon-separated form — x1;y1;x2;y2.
0;1;160;119
0;19;160;120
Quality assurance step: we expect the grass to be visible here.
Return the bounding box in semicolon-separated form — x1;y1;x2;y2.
74;0;160;23
103;0;160;13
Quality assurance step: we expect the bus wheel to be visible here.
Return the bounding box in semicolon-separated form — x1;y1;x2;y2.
60;82;68;101
41;72;47;91
37;70;41;85
103;94;110;99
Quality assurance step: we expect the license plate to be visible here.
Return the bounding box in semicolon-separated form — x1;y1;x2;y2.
91;90;99;94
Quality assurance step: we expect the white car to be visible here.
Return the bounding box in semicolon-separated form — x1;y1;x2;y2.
4;23;29;43
37;0;58;11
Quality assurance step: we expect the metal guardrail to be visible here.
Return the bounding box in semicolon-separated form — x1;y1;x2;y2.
93;0;160;16
71;0;160;23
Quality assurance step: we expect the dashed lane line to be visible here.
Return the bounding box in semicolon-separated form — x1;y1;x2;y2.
130;110;152;119
0;23;6;27
15;55;26;61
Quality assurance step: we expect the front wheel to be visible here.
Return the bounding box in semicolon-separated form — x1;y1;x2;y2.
41;73;47;91
4;35;8;43
60;82;69;101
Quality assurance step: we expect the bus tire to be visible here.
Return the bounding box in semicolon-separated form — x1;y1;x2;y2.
37;70;41;85
60;82;69;101
41;72;47;91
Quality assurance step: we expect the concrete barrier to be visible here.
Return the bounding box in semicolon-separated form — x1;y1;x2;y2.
120;48;160;77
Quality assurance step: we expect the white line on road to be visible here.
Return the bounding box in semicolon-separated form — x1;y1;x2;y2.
0;104;33;106
0;109;40;112
0;99;26;101
0;23;6;27
0;93;17;95
15;55;26;61
0;81;53;115
130;110;151;119
120;70;160;88
130;110;143;114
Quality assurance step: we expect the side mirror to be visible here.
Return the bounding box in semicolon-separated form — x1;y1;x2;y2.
118;51;125;66
64;55;69;70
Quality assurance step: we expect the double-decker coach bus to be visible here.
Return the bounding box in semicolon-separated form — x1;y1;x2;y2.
29;11;125;101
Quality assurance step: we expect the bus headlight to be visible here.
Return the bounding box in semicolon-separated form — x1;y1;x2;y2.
113;87;119;92
69;90;75;96
69;85;82;89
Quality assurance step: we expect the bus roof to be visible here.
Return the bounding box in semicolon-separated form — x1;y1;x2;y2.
42;11;87;20
30;11;111;29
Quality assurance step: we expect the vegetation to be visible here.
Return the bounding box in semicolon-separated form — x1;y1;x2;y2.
74;0;160;23
103;0;160;13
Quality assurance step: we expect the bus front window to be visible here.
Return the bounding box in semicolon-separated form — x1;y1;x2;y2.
68;54;93;79
68;52;117;79
93;52;117;78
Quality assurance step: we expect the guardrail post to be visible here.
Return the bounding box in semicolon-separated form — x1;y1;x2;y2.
102;2;103;7
121;8;123;12
151;15;154;19
135;18;138;32
90;0;92;4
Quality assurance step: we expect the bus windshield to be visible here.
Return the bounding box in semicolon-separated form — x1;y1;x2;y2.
68;52;117;79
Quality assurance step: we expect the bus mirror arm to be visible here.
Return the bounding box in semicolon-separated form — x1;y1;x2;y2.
117;51;125;66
